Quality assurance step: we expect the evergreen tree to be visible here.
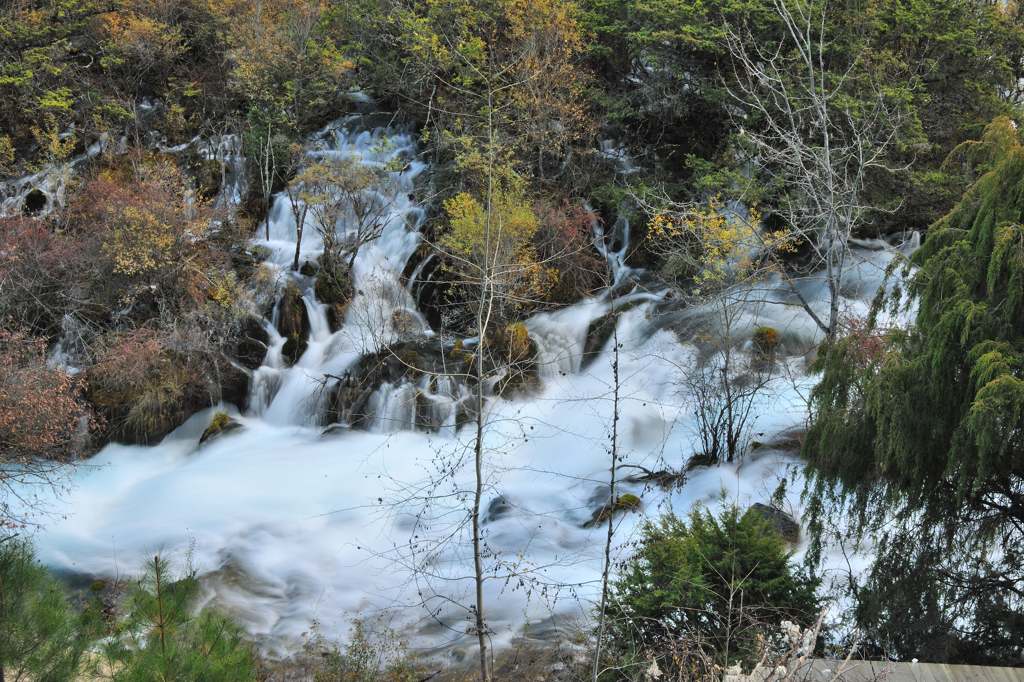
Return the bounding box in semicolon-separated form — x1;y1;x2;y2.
102;555;256;682
805;117;1024;664
599;506;819;677
0;537;96;682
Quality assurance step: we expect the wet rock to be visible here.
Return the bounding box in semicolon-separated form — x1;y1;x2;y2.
200;411;242;444
314;258;353;332
482;495;513;524
327;337;476;430
234;316;269;370
391;309;423;338
584;491;642;528
582;311;618;369
219;361;251;411
747;503;800;544
299;260;319;277
321;423;349;437
277;283;309;365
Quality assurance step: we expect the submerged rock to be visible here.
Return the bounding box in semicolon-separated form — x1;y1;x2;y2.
747;503;800;544
482;495;514;524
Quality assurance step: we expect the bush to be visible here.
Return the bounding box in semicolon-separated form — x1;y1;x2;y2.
86;330;213;444
0;328;90;459
600;505;819;677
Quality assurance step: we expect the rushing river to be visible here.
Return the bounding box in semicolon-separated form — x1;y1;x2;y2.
20;121;916;658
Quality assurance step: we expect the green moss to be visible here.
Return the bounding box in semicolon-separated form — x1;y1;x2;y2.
209;411;231;433
614;493;642;511
200;411;240;444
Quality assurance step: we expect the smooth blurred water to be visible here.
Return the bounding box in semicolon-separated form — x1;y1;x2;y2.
20;123;917;657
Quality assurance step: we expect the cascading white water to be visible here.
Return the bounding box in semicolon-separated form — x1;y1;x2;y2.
18;121;917;659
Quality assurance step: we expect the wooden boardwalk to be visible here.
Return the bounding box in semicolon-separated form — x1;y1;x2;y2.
794;660;1024;681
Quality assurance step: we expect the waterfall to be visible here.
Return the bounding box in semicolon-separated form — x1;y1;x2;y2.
16;120;920;657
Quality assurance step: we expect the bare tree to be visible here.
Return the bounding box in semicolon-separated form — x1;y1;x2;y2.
683;295;776;465
243;112;283;241
725;0;905;342
592;324;621;682
301;157;393;269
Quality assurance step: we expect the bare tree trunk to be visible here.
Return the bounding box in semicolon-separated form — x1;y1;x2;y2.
469;88;499;682
292;229;302;272
592;324;621;682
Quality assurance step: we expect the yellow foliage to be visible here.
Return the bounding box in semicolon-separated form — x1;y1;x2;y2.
648;200;798;292
103;206;177;276
441;181;557;306
30;114;76;162
207;271;243;311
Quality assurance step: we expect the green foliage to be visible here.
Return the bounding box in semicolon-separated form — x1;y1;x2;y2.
600;506;818;676
805;117;1024;664
0;537;97;681
102;555;256;682
580;0;1024;234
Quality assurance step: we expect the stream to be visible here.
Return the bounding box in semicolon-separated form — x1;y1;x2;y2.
18;120;916;658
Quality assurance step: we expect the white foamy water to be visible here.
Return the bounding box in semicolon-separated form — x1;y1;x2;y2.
19;122;916;658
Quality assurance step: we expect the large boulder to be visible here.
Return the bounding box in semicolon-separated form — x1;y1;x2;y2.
326;337;475;430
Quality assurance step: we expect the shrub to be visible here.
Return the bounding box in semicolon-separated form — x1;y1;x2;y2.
86;330;205;444
0;328;90;459
600;505;819;677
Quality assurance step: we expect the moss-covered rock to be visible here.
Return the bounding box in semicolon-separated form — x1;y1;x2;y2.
200;411;242;444
314;258;354;332
277;283;310;365
585;492;643;527
487;322;540;397
752;326;780;355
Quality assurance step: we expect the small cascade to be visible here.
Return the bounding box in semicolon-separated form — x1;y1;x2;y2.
592;210;635;289
47;314;89;373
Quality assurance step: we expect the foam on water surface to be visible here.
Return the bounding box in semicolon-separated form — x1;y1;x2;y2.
20;123;916;657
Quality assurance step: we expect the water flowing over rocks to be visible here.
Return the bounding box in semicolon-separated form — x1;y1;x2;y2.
15;118;921;658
